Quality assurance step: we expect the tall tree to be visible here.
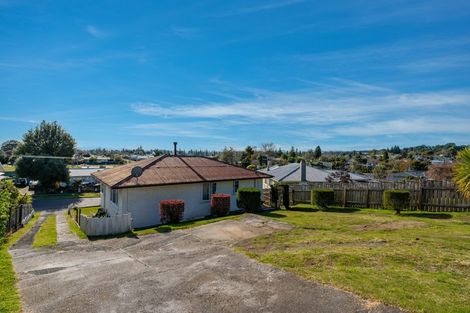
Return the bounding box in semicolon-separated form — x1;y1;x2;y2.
16;121;75;157
241;146;254;168
313;145;322;159
15;121;76;190
453;146;470;198
219;147;235;164
1;140;20;154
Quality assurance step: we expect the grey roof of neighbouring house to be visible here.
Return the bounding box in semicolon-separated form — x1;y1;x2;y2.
259;163;370;183
69;168;105;178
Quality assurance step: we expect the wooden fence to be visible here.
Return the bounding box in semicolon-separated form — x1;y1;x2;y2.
79;214;132;237
263;181;470;212
6;204;34;235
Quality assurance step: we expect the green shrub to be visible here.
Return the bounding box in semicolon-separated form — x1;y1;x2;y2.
383;190;410;214
160;200;185;224
237;187;261;212
0;189;12;243
211;194;231;217
311;188;335;208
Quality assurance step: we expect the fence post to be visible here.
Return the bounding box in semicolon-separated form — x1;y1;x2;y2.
342;186;347;207
418;187;424;211
365;188;370;208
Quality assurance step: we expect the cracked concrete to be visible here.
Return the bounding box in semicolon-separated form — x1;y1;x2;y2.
10;214;403;313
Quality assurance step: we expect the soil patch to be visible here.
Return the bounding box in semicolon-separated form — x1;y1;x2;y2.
352;221;426;231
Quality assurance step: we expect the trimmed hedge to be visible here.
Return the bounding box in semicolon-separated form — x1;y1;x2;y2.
237;187;261;212
160;199;185;224
311;188;335;208
211;194;231;217
383;190;410;214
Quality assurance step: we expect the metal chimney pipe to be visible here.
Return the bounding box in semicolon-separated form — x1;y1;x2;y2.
173;142;177;156
300;160;306;182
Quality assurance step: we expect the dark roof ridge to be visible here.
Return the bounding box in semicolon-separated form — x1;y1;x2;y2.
113;154;168;188
176;156;207;182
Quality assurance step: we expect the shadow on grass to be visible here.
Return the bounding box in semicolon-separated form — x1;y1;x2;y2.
257;212;288;218
401;212;453;219
88;231;139;241
288;207;319;212
320;207;360;213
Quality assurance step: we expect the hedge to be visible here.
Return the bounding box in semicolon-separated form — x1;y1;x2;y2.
211;194;231;217
160;199;185;224
311;188;335;208
237;187;261;212
383;190;410;214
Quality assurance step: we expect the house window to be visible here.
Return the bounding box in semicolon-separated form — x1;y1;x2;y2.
110;188;118;204
233;180;239;194
203;182;217;201
202;183;210;201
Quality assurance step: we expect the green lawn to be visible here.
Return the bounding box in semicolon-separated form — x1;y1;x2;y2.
0;213;40;313
32;192;100;200
65;206;100;239
133;213;243;235
32;214;57;248
237;205;470;313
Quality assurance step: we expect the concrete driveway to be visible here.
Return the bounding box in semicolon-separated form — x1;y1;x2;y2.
10;214;402;313
32;197;100;211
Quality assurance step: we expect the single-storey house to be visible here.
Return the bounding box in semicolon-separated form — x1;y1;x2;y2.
69;168;104;184
92;153;271;228
259;161;370;188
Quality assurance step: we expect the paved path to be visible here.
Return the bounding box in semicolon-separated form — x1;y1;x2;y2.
55;210;80;244
32;197;100;211
9;215;403;313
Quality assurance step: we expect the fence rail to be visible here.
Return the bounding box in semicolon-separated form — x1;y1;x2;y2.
263;181;470;212
7;204;34;234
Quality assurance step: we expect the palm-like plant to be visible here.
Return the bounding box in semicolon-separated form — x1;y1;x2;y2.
453;146;470;198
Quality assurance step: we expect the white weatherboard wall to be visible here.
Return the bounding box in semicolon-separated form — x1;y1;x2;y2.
79;214;132;236
101;179;262;228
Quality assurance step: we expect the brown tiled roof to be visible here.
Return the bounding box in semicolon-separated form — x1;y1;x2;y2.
92;155;272;188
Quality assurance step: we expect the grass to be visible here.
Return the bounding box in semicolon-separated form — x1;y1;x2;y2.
32;214;57;248
133;213;243;236
237;205;470;313
64;206;100;239
32;192;100;200
0;213;40;313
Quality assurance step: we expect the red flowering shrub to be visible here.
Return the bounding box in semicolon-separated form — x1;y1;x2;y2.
211;194;231;217
160;199;184;224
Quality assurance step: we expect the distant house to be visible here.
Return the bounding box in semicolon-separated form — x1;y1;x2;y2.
259;161;370;188
92;149;271;228
386;171;426;182
69;168;104;184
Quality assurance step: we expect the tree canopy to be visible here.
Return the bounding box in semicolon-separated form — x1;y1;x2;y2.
16;121;75;157
15;121;75;190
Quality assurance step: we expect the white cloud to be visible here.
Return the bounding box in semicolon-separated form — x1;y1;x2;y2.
131;81;470;124
219;0;303;16
86;25;108;38
333;118;470;136
0;116;39;123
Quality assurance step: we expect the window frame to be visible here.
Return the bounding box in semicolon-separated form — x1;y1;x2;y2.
202;182;217;201
110;188;118;204
233;180;239;194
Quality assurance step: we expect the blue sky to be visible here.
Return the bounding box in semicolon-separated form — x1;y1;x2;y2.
1;0;470;151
